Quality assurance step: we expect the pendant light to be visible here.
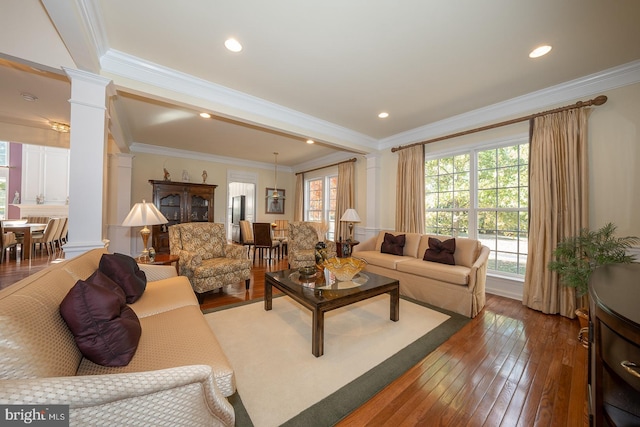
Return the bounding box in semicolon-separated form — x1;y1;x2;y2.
268;152;285;200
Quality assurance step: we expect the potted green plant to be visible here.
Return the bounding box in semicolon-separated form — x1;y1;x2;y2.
548;222;638;346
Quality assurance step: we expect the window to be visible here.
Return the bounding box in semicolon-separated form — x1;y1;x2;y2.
425;139;529;277
305;175;338;240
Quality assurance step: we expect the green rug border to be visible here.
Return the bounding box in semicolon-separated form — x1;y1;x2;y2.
203;295;470;427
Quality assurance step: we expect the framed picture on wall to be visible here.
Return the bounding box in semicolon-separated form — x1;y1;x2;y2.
265;188;285;214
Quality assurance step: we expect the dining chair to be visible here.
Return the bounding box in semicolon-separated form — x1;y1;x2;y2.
32;218;60;256
274;219;289;257
252;222;281;263
239;220;254;258
0;222;18;264
52;217;68;251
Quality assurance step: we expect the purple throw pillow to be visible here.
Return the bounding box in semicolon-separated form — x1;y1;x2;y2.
381;233;406;256
423;237;456;265
85;269;127;306
60;278;141;367
99;253;147;304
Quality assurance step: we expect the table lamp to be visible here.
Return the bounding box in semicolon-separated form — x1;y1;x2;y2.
340;209;361;242
122;200;168;261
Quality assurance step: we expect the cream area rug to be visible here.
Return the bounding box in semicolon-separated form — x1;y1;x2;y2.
205;294;455;427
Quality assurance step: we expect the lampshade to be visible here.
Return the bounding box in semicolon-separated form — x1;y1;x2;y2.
122;200;168;227
122;200;168;261
340;209;361;223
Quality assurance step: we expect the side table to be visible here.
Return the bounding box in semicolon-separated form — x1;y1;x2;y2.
336;240;359;258
136;253;180;274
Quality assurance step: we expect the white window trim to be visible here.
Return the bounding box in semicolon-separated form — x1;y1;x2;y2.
425;134;529;279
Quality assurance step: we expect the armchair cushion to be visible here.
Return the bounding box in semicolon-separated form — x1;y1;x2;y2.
99;253;147;304
60;276;141;367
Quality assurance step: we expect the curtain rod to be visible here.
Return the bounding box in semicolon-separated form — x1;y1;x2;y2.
295;157;357;175
391;95;608;153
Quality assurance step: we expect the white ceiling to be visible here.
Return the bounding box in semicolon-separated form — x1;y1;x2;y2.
1;0;640;168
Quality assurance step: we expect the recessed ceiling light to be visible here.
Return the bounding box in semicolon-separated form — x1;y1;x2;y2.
306;139;315;144
225;38;243;53
529;45;552;58
378;112;389;119
199;112;211;118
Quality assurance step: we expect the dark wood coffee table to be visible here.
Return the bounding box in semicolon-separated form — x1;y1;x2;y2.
264;269;399;357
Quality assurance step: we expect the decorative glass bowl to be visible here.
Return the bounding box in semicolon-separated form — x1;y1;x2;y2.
323;257;367;282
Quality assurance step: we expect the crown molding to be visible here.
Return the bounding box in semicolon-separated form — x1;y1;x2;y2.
130;142;293;172
100;49;377;150
378;59;640;150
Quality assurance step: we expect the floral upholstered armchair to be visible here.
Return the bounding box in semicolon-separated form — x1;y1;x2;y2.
169;223;251;301
287;221;337;269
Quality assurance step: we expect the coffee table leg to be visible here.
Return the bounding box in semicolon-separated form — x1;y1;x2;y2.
390;287;399;321
264;280;273;311
312;308;324;357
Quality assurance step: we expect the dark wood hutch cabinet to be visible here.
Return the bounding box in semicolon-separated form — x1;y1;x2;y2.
589;263;640;426
149;180;217;253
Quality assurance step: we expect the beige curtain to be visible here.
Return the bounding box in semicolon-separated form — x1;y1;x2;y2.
294;173;304;221
523;108;590;318
395;145;425;233
335;161;355;241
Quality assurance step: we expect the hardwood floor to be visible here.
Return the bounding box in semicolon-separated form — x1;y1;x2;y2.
0;249;589;426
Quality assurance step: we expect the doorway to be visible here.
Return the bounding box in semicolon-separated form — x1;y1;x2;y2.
227;171;257;241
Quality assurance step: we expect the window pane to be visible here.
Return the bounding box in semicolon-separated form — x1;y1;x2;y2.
478;189;497;208
478;169;496;190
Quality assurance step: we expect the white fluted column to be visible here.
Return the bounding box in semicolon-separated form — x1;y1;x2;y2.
63;68;112;259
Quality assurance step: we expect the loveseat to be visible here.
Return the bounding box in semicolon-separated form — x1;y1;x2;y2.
353;231;490;318
0;248;235;426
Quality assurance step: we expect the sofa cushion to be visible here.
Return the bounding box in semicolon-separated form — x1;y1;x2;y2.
375;232;422;258
99;253;147;303
355;250;410;270
381;233;405;256
396;258;471;286
423;237;456;265
60;277;142;367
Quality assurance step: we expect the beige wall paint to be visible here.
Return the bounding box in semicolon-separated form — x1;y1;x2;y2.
374;83;640;238
129;152;295;225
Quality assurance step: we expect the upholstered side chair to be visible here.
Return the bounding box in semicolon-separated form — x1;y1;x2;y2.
287;221;337;269
169;222;251;302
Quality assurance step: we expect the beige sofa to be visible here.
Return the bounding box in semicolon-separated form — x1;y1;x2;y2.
353;232;490;318
0;248;235;426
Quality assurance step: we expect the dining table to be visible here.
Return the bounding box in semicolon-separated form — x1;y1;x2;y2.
3;221;47;260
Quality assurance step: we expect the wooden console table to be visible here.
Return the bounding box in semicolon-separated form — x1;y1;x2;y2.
589;263;640;426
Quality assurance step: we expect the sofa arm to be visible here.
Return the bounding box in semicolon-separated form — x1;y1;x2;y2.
468;245;490;292
353;235;377;253
224;244;246;259
0;365;234;427
177;249;202;270
138;264;177;281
